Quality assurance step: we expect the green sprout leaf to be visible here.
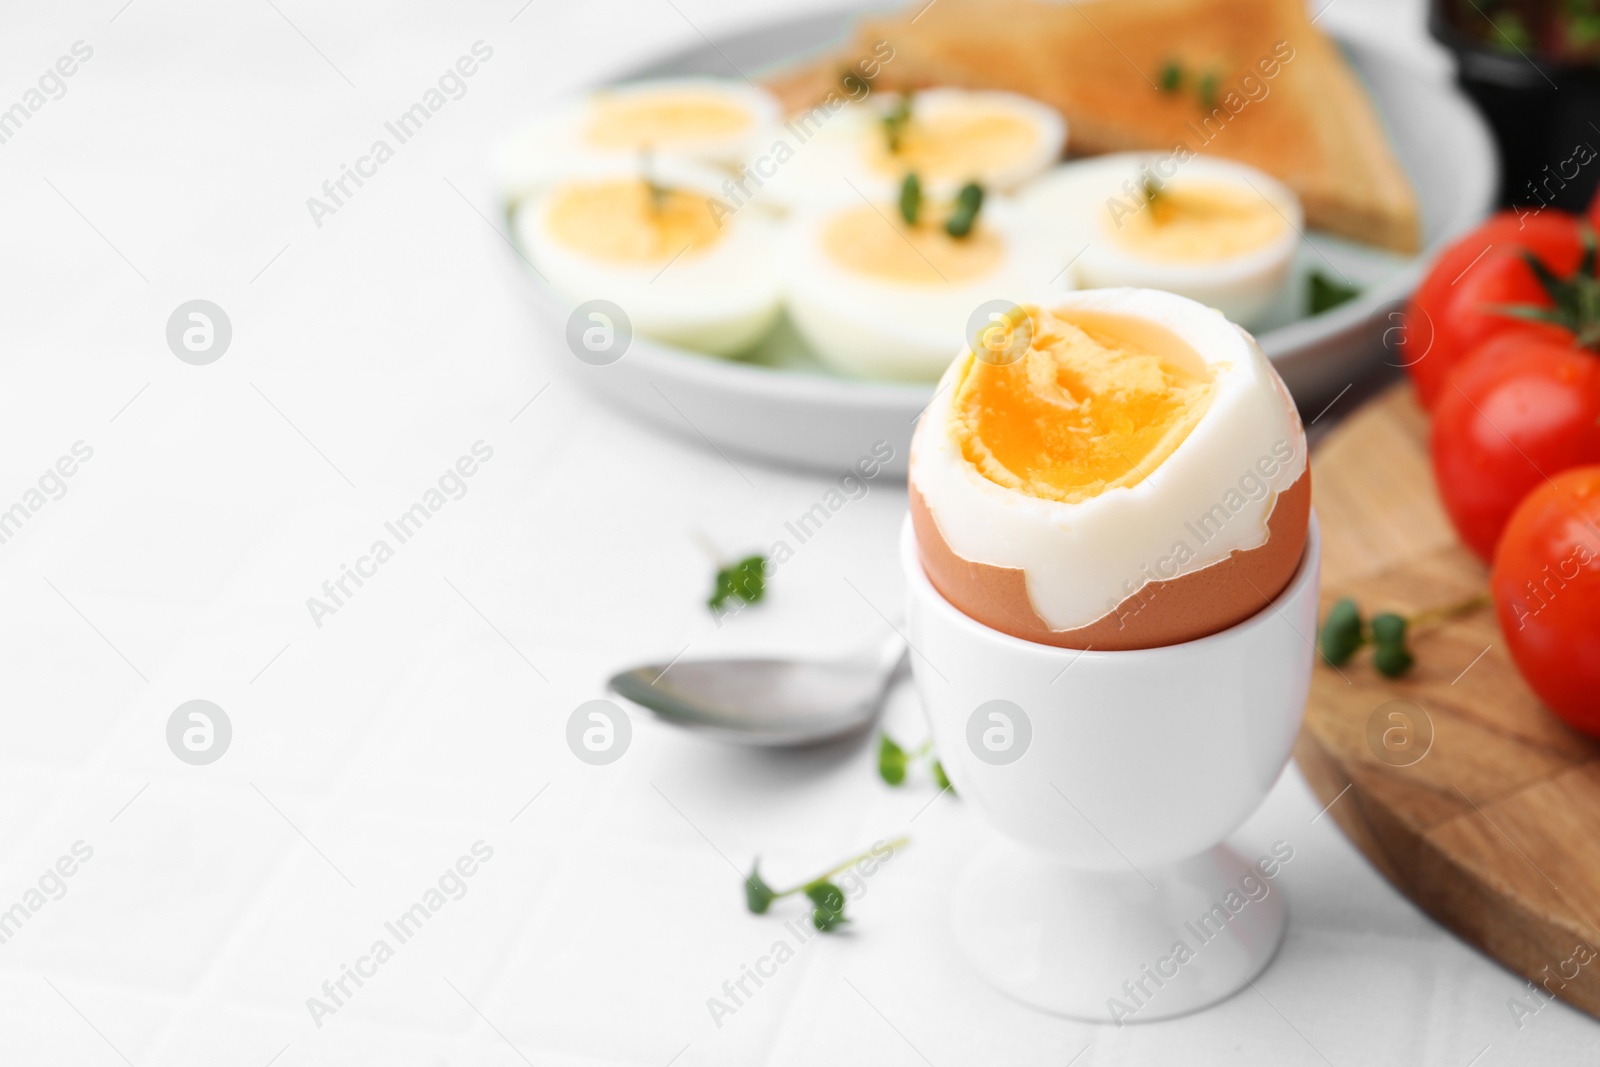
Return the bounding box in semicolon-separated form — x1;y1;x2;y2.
804;881;845;912
899;171;922;227
882;93;913;154
945;182;985;238
877;732;909;786
806;882;848;931
709;554;767;612
1197;71;1219;110
1370;612;1408;647
1319;597;1364;666
1373;641;1415;678
880;732;953;793
1309;270;1362;315
1159;60;1183;93
1370;613;1414;677
744;861;776;914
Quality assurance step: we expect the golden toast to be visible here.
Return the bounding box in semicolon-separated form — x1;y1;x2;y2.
766;0;1421;254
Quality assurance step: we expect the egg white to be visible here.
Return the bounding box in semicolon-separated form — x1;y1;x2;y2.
495;78;780;204
514;159;782;356
910;288;1308;631
1016;154;1301;328
781;194;1072;381
751;88;1067;211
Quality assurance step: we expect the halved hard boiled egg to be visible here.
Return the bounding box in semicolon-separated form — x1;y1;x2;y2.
909;288;1310;650
754;89;1066;210
496;79;780;202
1016;154;1301;328
781;191;1070;381
515;160;781;356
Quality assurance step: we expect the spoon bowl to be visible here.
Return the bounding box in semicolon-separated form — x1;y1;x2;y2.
607;638;907;747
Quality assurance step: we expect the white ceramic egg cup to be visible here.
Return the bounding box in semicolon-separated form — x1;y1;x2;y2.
900;515;1321;1023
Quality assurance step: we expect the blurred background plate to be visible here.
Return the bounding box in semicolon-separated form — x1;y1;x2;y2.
520;9;1498;476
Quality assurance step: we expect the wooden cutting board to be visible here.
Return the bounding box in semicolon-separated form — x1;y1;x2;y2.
1297;383;1600;1019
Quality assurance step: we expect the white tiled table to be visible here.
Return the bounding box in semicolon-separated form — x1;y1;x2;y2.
0;0;1594;1063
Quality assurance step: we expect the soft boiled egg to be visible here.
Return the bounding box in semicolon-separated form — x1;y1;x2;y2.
909;288;1310;650
781;189;1070;381
515;160;781;356
752;88;1066;210
1016;154;1301;328
496;78;780;202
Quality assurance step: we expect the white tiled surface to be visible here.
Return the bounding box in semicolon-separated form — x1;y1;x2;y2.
1;0;1596;1063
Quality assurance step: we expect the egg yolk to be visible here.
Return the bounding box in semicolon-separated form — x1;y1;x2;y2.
1108;183;1285;262
949;308;1216;503
545;178;722;265
584;91;751;149
866;107;1038;181
821;205;1003;284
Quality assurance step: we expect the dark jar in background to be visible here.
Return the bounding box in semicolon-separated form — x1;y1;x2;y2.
1431;0;1600;210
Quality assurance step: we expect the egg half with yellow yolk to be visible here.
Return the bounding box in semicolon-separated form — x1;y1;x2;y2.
753;88;1066;210
495;78;780;202
780;192;1070;381
909;288;1310;650
515;160;781;356
1016;154;1302;329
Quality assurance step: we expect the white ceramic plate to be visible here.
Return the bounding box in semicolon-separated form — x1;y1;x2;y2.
513;10;1496;476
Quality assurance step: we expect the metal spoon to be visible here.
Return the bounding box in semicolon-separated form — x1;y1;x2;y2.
607;636;909;746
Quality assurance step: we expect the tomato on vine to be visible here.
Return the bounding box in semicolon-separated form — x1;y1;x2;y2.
1431;330;1600;560
1490;467;1600;735
1400;212;1586;408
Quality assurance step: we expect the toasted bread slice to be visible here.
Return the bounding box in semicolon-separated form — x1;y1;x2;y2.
766;0;1420;254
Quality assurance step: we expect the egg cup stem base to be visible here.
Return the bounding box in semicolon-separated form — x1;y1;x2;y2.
949;837;1287;1023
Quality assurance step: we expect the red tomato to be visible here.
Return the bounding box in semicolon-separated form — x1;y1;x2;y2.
1431;331;1600;560
1402;211;1585;408
1491;466;1600;734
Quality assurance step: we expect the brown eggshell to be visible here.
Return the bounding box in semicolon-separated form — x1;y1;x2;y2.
910;469;1311;650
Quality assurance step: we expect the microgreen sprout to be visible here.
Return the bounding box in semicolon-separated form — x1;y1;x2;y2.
945;181;985;238
899;171;922;226
744;837;910;931
694;531;767;613
878;731;955;794
709;555;767;612
1318;592;1491;677
882;92;914;154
